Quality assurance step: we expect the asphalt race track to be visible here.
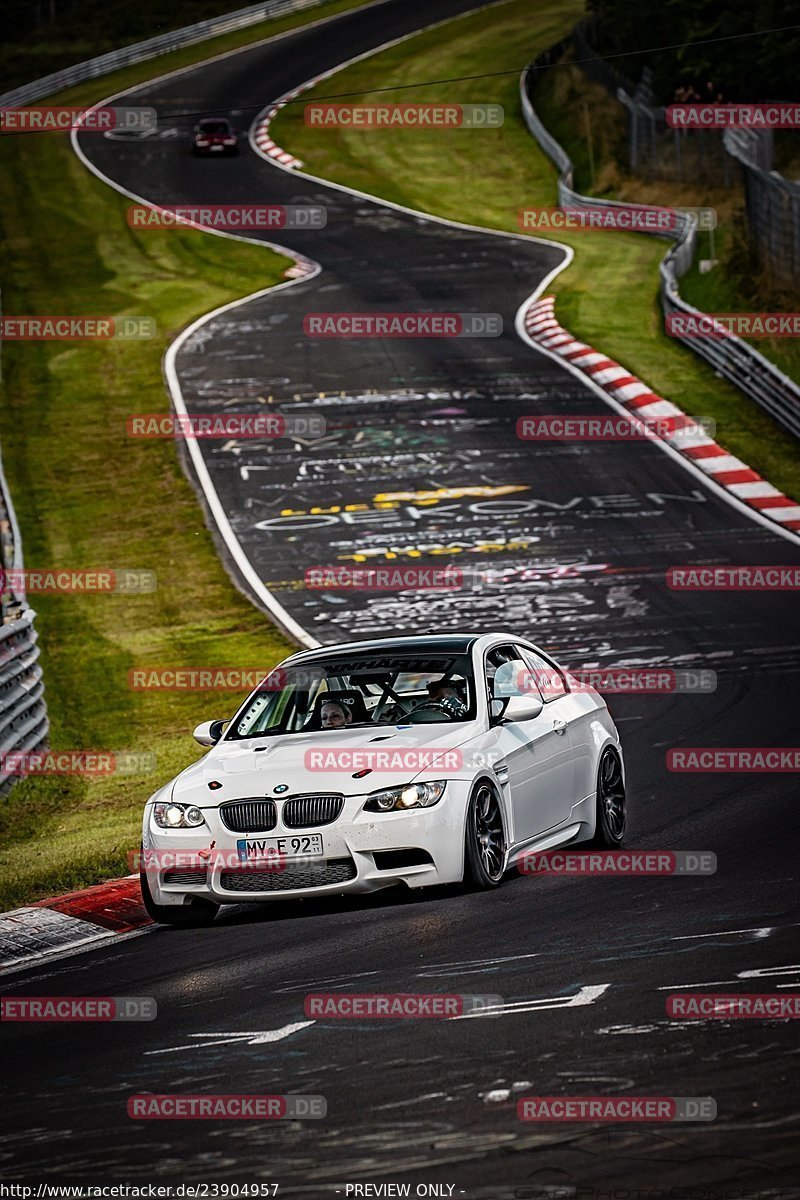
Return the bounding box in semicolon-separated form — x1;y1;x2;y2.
3;0;800;1191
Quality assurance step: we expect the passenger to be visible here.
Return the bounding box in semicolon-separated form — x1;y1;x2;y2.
320;699;353;730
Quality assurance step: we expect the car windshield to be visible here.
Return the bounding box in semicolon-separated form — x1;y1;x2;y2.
227;652;476;739
199;121;230;134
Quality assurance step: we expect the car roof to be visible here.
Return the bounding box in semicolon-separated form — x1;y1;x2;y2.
284;633;521;663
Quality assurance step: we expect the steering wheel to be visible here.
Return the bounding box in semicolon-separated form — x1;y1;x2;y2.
405;699;456;723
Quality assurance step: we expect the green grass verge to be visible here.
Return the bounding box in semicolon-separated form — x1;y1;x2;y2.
271;0;800;501
0;1;391;910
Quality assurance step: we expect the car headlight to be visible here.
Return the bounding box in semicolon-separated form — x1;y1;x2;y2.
364;781;446;813
153;802;206;829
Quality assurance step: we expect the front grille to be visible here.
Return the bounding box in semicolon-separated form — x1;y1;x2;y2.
219;858;356;892
163;869;208;886
220;799;277;833
283;794;344;828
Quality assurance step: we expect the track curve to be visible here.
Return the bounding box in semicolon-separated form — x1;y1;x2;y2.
2;0;798;1190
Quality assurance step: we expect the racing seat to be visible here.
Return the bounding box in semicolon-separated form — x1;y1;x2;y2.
303;689;372;730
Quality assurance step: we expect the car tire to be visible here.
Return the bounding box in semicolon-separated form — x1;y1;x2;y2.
589;748;626;847
140;866;219;927
464;781;506;889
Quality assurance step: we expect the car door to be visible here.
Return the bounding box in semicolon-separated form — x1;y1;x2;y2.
521;645;596;803
486;645;575;844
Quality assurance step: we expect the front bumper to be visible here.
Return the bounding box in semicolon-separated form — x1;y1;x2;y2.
194;143;237;155
143;785;471;905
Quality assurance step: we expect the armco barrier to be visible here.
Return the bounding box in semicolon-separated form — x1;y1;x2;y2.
0;454;48;797
520;51;800;441
0;0;334;108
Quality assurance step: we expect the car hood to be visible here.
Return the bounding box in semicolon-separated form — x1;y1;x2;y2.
172;722;483;804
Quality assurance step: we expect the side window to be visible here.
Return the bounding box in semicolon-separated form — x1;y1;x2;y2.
520;647;567;702
486;646;542;704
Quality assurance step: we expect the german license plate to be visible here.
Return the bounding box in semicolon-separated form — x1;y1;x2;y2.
237;834;323;862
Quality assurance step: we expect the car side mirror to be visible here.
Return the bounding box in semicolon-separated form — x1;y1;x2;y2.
193;719;226;746
494;695;543;723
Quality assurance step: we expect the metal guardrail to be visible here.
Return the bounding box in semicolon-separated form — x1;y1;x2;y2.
0;453;48;796
0;0;332;107
520;54;800;441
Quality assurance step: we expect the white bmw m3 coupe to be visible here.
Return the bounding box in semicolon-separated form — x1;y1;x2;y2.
140;632;626;924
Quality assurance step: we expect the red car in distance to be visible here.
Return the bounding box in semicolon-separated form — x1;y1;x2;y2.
192;117;239;156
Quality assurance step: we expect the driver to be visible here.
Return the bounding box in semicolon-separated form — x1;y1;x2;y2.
426;677;467;717
320;699;353;730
